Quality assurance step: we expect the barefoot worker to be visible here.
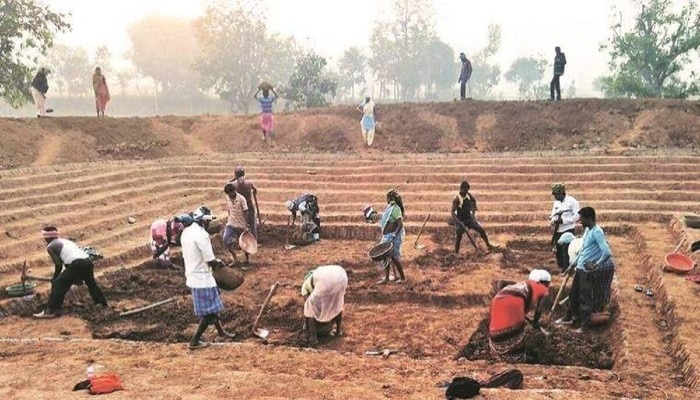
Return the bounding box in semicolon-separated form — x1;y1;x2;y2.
286;193;321;242
223;183;251;265
253;83;278;146
452;180;495;253
301;265;348;346
229;165;260;240
92;67;110;117
357;95;376;146
181;206;236;350
33;226;108;319
377;190;406;284
149;215;187;265
488;269;551;361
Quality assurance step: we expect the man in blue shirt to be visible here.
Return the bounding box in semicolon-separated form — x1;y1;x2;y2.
556;206;615;333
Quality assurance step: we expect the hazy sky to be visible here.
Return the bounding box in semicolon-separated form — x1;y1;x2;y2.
49;0;693;97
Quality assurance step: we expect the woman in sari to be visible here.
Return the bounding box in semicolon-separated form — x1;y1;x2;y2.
489;269;551;362
93;67;110;117
301;265;348;346
377;189;406;284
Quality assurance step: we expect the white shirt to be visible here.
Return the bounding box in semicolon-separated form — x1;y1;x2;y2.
47;238;89;265
550;195;580;232
362;100;375;116
180;224;217;288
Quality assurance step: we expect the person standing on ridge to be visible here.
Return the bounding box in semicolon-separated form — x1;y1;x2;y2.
458;53;473;100
254;83;278;146
550;47;567;101
31;68;54;117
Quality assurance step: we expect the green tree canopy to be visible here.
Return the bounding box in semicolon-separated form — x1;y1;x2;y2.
284;51;337;109
0;0;70;106
195;1;297;113
601;0;700;98
505;56;547;99
469;24;502;99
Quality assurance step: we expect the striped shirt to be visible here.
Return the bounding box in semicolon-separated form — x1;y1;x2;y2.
258;95;276;114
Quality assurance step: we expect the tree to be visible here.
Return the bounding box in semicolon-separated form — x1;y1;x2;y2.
601;0;700;98
470;24;502;99
369;0;438;100
505;57;547;99
284;51;337;109
128;16;199;95
418;39;455;99
0;0;70;107
45;44;92;97
195;2;298;113
93;46;112;73
338;47;367;99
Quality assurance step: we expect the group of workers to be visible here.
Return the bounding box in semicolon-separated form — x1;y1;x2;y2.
30;166;618;355
487;183;616;361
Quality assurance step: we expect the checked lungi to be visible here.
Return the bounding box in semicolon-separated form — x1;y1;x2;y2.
578;258;615;324
191;287;224;317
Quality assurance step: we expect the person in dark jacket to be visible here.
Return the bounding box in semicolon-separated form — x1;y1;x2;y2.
452;181;495;252
31;68;54;117
458;53;473;100
550;47;567;101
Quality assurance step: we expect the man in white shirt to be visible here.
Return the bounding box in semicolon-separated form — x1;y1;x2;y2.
180;206;235;350
33;226;108;319
550;183;580;271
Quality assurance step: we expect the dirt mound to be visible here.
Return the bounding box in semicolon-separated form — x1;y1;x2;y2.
1;99;698;168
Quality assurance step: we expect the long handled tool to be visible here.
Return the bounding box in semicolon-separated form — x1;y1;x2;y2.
252;282;279;339
284;219;297;250
552;266;575;313
455;219;480;253
120;297;177;317
413;213;431;249
21;261;53;283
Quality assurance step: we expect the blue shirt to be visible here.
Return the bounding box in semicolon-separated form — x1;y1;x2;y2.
576;225;612;270
258;95;275;113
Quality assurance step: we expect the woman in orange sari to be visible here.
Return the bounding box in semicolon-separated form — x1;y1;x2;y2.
489;269;551;362
92;67;110;117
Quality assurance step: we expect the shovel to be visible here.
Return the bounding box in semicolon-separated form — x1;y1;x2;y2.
413;213;430;250
284;219;297;250
525;316;551;337
252;282;279;339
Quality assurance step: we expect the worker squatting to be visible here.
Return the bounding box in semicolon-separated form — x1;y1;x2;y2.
30;168;616;358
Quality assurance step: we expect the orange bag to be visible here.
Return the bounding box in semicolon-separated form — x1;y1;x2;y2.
89;373;124;395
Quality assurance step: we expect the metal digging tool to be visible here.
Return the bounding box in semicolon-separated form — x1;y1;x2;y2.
525;316;551;337
252;282;280;339
414;213;431;250
120;297;177;317
21;261;53;284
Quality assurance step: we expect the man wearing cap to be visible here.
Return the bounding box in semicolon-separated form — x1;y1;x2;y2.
180;206;236;350
223;183;250;265
33;226;108;319
228;166;260;240
458;53;473;100
357;96;376;146
550;183;579;271
489;269;551;361
286;193;321;242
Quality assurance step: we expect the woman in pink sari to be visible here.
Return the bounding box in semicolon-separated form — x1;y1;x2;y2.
92;67;110;117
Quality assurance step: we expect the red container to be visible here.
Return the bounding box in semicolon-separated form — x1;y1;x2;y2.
665;253;695;273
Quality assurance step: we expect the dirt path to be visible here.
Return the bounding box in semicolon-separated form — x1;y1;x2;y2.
32;135;63;166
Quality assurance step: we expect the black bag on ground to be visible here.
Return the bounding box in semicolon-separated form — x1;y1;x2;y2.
480;368;523;389
445;377;481;399
691;240;700;253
